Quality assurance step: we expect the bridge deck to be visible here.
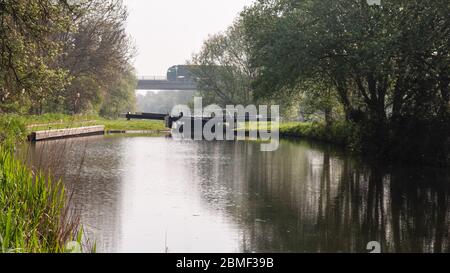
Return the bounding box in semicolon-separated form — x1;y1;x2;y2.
136;80;197;90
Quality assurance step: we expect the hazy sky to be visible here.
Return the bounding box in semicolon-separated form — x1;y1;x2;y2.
125;0;255;76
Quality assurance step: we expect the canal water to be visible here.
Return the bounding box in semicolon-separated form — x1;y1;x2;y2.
21;135;449;253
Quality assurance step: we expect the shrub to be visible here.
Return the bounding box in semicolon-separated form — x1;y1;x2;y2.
0;115;27;150
279;121;355;146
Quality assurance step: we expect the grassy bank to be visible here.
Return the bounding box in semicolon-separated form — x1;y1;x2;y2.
20;114;166;132
240;121;355;147
0;115;27;150
0;115;87;253
101;119;166;131
21;114;354;147
279;122;354;146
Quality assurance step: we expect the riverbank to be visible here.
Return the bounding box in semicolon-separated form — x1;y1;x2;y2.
0;115;88;253
279;122;354;146
22;114;166;132
0;148;85;253
5;113;355;148
19;114;351;143
241;121;354;147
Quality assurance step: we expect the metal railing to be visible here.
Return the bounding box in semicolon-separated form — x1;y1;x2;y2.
137;76;197;83
138;76;167;81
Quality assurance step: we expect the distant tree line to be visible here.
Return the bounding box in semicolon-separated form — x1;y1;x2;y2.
0;0;136;117
190;0;449;165
136;91;195;114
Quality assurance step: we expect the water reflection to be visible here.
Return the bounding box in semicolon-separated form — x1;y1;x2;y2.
22;136;449;253
21;136;124;252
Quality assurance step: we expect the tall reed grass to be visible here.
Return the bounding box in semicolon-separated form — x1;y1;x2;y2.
0;115;83;253
0;146;83;253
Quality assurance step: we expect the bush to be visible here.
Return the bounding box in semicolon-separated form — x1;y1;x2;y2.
0;115;27;150
279;121;355;146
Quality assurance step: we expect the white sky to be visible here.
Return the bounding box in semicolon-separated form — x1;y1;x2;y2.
125;0;255;76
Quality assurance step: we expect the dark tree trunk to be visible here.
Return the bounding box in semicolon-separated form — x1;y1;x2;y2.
324;106;333;129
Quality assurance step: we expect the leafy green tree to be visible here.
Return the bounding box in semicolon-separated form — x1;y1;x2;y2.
100;67;137;118
189;19;255;106
297;80;342;126
60;0;135;115
136;90;195;114
242;0;450;164
0;0;77;114
0;0;136;116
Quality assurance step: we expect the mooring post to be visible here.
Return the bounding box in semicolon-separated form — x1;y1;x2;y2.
164;115;173;129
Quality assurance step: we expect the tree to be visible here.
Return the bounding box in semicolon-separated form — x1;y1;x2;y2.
189;19;255;106
0;0;137;116
242;0;450;164
60;0;135;114
297;80;341;126
100;67;137;118
136;90;195;114
0;0;77;113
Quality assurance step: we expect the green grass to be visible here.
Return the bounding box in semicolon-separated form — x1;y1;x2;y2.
23;113;99;125
0;115;27;150
0;114;93;253
0;147;84;253
20;114;166;132
279;121;354;146
237;121;354;146
101;119;166;131
8;114;354;146
237;121;275;131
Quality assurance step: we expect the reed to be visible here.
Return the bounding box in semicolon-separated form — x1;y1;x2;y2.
0;147;83;253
